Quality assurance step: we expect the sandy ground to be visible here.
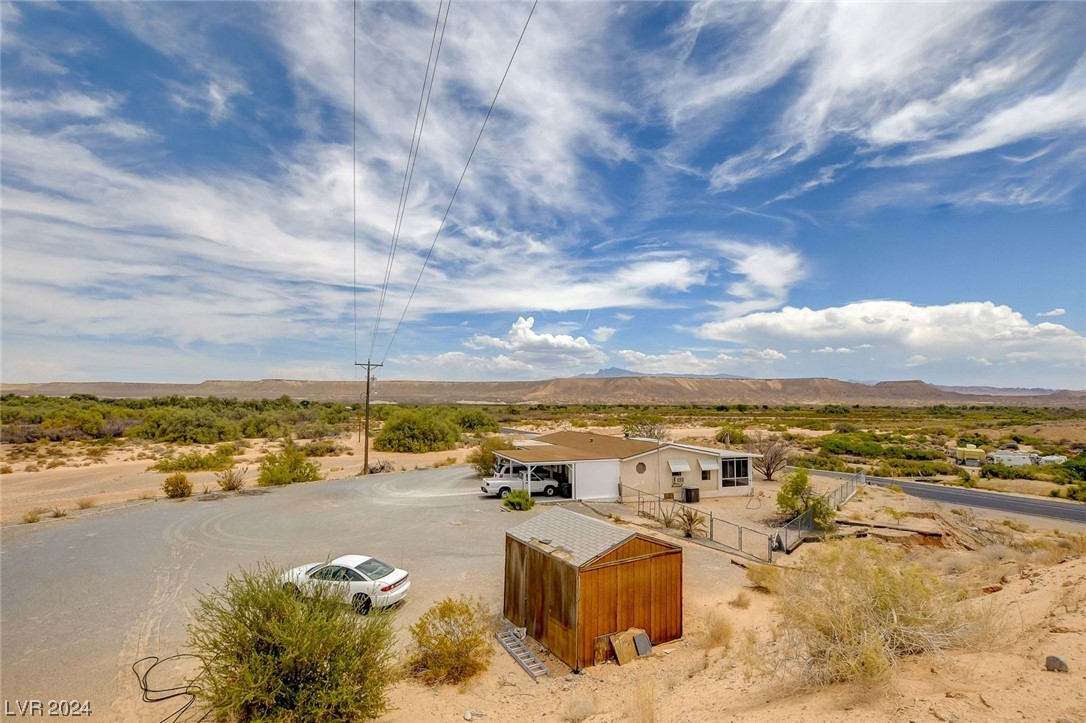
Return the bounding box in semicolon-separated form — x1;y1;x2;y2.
3;426;1086;722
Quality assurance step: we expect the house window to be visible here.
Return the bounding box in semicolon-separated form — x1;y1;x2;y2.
636;462;647;474
701;470;711;481
721;458;750;487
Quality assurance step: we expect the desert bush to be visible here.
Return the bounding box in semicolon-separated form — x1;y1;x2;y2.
258;443;322;486
467;436;516;477
676;508;707;537
187;562;397;722
407;595;494;685
980;463;1038;480
50;506;68;518
774;539;990;688
216;466;247;491
75;497;98;510
149;447;235;472
0;465;12;474
374;410;459;453
729;591;752;609
659;503;678;529
714;425;746;445
163;473;193;498
791;453;855;473
503;489;534;511
300;440;346;457
776;468;835;529
22;509;44;523
559;691;599;722
746;431;793;481
872;460;957;477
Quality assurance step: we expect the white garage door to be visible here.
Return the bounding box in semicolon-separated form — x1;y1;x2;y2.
573;460;620;500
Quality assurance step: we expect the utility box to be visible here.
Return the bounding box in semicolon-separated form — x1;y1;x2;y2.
683;487;700;503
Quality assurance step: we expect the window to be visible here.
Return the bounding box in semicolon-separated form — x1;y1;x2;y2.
355;558;394;580
721;458;750;487
702;469;711;481
635;462;647;474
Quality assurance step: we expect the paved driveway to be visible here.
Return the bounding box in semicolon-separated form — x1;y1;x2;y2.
0;467;740;720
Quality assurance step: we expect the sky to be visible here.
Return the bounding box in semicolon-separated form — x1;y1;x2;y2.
2;1;1084;390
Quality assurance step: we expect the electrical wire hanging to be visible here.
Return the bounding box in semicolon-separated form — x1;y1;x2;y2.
380;0;540;364
368;0;452;362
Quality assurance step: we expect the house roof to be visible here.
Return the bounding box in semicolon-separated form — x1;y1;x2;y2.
506;508;637;567
533;431;662;458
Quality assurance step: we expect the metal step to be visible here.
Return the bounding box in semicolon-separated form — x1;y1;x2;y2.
497;625;549;679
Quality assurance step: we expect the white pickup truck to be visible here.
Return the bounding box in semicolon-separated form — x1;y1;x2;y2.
480;463;559;498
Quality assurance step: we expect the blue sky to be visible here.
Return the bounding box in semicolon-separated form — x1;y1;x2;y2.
2;1;1084;389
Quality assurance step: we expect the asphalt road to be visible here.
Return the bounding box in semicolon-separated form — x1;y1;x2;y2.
0;467;741;720
807;468;1086;524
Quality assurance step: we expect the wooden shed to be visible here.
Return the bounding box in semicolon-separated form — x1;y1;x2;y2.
503;508;683;670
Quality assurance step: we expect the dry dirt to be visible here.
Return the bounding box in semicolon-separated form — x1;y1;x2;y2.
3;429;1086;722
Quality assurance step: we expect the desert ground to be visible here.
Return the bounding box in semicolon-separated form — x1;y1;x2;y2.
2;425;1085;722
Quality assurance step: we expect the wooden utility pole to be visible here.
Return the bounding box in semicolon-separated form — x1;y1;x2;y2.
355;360;383;474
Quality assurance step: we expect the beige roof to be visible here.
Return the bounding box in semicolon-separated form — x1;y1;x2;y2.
531;431;662;458
506;508;637;567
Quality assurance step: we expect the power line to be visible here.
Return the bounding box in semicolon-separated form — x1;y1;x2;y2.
380;0;540;364
369;0;452;362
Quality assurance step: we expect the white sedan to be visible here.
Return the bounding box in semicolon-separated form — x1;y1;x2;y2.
280;554;410;614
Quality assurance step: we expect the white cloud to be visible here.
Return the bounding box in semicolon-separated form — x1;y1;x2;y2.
467;316;606;366
612;349;738;376
813;347;856;354
744;348;786;363
712;241;805;316
694;300;1086;386
1038;308;1067;317
592;326;616;343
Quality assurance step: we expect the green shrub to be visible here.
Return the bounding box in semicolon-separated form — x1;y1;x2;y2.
408;595;494;685
467;436;516;477
773;539;990;688
957;468;976;487
452;409;499;433
817;433;884;458
792;454;854;473
374;410;459;453
503;489;534;511
871;459;957;477
258;443;322;486
980;463;1038;480
163;473;193;498
149;447;235;472
187;563;397;721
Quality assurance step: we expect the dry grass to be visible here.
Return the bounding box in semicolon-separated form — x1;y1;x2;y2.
558;690;598;722
626;685;655;722
22;508;45;524
50;506;68;518
734;629;771;682
728;591;752;609
745;563;784;594
701;608;734;651
75;497;98;510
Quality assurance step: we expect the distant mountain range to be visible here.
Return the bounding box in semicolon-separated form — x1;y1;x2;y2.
4;376;1083;408
577;367;749;380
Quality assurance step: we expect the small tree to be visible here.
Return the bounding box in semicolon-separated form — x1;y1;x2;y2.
187;563;397;721
676;508;707;538
622;414;670;441
747;431;793;481
408;596;494;685
776;468;834;529
467;436;516;477
258;442;322;486
715;425;746;445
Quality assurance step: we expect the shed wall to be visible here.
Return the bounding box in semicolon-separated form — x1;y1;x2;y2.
576;548;682;669
503;536;579;668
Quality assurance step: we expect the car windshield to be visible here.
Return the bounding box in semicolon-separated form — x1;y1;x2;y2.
355;558;394;579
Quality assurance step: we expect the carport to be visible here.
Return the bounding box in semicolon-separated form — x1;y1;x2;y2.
503;508;683;670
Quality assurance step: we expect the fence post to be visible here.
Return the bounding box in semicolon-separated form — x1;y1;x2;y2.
738;525;743;551
709;514;714;540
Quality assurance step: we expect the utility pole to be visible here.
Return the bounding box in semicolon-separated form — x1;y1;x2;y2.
355;360;383;475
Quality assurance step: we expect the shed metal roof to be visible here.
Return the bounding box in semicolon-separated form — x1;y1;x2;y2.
506;508;637;567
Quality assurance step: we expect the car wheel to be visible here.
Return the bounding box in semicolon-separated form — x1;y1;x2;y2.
499;488;511;499
353;593;372;615
544;485;557;497
283;583;301;598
